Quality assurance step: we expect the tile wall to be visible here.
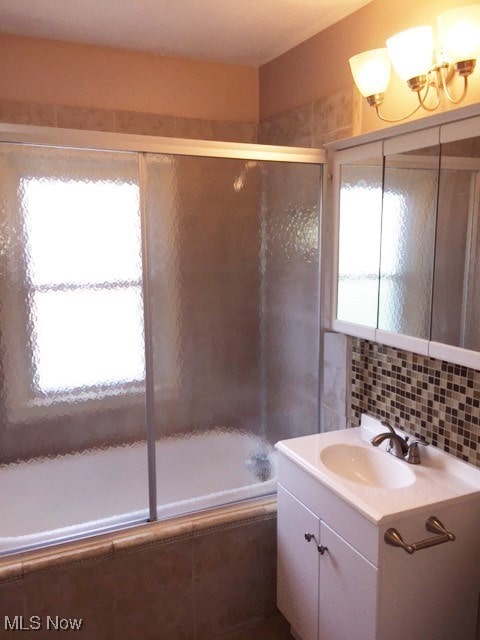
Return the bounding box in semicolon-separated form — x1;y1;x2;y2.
259;86;361;147
351;339;480;467
0;501;280;640
0;98;258;142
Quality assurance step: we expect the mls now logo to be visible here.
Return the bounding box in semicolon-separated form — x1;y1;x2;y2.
5;615;84;631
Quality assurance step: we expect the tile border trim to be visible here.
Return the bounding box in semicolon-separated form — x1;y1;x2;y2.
0;496;277;584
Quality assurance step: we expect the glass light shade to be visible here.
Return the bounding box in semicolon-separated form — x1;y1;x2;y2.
349;48;391;98
386;26;434;82
437;5;480;64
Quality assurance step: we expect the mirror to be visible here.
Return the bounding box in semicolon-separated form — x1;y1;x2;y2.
336;154;383;328
432;135;480;350
333;114;480;366
378;143;439;339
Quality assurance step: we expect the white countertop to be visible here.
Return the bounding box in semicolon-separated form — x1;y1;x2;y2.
275;415;480;524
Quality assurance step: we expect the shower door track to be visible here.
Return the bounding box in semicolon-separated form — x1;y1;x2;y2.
0;122;326;163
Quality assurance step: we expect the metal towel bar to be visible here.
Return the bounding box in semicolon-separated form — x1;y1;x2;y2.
384;516;456;554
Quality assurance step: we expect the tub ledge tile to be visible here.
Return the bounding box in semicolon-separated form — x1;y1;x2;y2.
22;540;114;577
0;561;23;584
113;520;194;554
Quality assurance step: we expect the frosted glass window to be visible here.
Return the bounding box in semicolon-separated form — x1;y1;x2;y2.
32;288;144;392
22;178;144;395
23;178;141;285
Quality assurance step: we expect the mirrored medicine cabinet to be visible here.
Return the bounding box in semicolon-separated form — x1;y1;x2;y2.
332;109;480;369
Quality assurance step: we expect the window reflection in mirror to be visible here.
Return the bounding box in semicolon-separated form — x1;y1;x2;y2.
337;159;383;328
379;145;439;339
432;136;480;349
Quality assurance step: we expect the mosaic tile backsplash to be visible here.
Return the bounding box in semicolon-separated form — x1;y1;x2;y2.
351;338;480;467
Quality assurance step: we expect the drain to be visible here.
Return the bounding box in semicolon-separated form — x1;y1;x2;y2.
246;452;273;482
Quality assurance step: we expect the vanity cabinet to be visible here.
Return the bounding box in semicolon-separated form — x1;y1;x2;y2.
278;485;377;640
277;446;480;640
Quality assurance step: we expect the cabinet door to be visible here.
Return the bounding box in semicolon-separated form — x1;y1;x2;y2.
277;484;319;640
378;128;439;349
319;522;377;640
333;141;383;339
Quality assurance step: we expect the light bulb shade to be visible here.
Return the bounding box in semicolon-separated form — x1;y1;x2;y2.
386;26;434;82
437;4;480;64
349;48;391;98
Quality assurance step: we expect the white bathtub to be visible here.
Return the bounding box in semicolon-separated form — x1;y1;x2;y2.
0;429;277;554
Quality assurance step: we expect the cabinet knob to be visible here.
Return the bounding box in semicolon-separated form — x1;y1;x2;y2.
304;532;328;555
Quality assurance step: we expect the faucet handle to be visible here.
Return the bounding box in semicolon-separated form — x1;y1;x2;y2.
380;420;397;435
405;439;429;465
380;420;407;438
380;420;408;454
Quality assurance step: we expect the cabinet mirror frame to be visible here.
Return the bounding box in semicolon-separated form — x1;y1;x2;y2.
332;141;383;341
430;114;480;369
377;127;440;355
331;107;480;370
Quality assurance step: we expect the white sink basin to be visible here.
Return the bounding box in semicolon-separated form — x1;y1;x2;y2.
320;444;415;489
275;414;480;524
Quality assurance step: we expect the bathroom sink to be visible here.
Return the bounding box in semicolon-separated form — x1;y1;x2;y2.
319;444;415;489
276;414;480;524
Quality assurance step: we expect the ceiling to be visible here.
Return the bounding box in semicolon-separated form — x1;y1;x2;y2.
0;0;372;67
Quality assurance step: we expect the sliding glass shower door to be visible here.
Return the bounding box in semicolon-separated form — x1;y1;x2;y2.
142;154;322;519
0;132;323;555
0;143;148;552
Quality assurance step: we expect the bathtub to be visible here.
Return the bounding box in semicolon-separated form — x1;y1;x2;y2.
0;429;277;555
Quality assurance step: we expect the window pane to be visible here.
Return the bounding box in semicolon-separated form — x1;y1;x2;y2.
22;178;141;287
32;287;145;393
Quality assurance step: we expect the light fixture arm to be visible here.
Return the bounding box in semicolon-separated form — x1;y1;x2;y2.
438;66;469;104
374;101;423;123
416;72;442;111
374;75;437;123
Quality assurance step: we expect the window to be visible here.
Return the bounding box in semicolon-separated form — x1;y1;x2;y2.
0;143;146;422
22;177;145;399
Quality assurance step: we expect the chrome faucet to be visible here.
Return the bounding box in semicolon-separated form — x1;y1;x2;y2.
371;420;428;464
371;421;409;459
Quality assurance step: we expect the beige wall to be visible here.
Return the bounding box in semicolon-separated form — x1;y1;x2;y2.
0;33;259;122
259;0;480;133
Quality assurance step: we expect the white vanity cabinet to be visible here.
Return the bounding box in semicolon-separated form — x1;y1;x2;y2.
277;485;320;640
278;484;377;640
276;428;480;640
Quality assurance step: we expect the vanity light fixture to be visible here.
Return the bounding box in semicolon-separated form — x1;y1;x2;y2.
349;4;480;122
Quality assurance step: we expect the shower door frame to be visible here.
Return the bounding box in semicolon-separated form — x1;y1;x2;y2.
0;122;326;530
